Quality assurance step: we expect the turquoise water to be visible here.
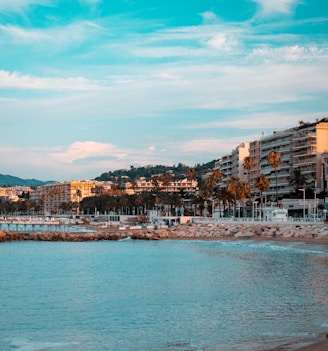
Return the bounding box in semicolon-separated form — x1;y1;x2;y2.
0;239;327;351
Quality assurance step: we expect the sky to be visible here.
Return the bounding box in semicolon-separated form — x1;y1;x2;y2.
0;0;328;181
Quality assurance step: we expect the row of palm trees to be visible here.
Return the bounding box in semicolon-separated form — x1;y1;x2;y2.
198;151;281;217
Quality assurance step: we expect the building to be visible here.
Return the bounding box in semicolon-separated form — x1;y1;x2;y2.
259;128;294;198
215;117;328;200
29;180;113;214
125;177;198;195
249;139;261;192
214;142;250;186
293;119;328;192
0;186;32;202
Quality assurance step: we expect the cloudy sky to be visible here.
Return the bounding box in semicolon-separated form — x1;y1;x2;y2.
0;0;327;181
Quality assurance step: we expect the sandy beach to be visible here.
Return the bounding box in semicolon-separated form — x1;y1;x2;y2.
262;337;328;351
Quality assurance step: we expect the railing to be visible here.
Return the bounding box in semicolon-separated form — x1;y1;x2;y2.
193;217;325;224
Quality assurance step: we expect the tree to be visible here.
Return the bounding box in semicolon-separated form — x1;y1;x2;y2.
255;174;270;209
186;168;196;181
267;151;281;204
226;176;249;217
212;187;233;217
288;168;307;194
151;175;161;193
243;156;255;199
76;189;82;214
160;173;172;192
198;170;222;215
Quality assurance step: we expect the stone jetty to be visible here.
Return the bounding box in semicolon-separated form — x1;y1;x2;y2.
0;221;327;243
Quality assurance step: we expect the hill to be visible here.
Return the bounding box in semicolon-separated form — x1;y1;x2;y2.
0;174;53;187
95;160;217;186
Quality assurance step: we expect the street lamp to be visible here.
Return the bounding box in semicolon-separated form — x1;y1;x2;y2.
313;181;317;221
252;201;258;221
299;189;305;220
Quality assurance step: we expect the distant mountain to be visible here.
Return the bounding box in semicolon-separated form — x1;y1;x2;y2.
0;174;53;187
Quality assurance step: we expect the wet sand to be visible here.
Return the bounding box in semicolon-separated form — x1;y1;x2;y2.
295;340;328;351
263;340;328;351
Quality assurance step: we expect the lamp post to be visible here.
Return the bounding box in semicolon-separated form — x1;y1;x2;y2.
252;201;258;221
314;181;317;222
299;189;305;220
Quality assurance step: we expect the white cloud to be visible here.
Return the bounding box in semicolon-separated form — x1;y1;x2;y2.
249;45;323;62
50;141;127;164
251;0;300;17
207;33;227;49
200;11;219;24
0;24;50;41
0;70;101;91
0;0;52;12
179;139;237;155
0;21;102;49
0;142;131;180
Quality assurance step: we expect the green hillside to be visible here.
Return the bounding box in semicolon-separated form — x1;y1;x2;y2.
95;160;217;185
0;174;52;187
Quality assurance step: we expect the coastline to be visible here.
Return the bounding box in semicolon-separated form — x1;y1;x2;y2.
261;334;328;351
0;221;328;244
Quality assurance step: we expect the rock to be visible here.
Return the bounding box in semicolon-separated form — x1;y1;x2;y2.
234;231;254;238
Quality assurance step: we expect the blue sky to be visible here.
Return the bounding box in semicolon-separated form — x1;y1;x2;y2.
0;0;327;181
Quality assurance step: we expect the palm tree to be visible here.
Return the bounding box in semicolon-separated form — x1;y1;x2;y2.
151;175;161;193
288;168;307;195
267;151;281;205
226;176;249;217
213;187;233;217
243;156;254;198
186;167;196;181
76;189;82;214
160;173;172;192
255;174;270;209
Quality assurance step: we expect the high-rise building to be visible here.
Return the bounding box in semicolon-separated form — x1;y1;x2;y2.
215;117;328;200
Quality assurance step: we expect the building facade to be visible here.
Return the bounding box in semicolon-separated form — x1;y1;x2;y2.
0;186;32;202
29;180;112;214
125;177;198;195
259;128;294;198
215;118;328;200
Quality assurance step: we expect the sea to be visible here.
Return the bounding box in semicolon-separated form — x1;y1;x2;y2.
0;239;327;351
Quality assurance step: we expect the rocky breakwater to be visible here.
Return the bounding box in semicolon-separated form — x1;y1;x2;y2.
0;230;129;242
168;221;328;241
0;222;327;243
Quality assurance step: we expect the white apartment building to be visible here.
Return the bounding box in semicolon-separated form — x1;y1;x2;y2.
260;128;294;198
125;177;198;195
215;117;328;199
214;142;249;185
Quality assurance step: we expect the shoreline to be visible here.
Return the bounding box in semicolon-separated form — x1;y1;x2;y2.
261;334;328;351
0;221;328;244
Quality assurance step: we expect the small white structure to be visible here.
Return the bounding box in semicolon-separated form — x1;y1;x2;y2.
263;208;288;222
